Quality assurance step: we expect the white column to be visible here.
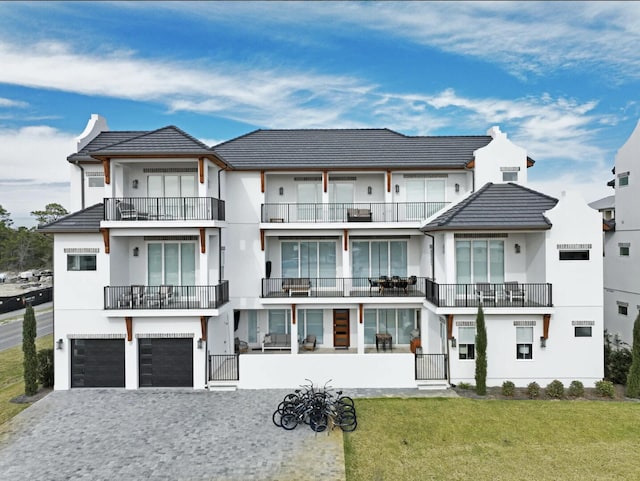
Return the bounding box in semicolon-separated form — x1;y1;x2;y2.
291;305;299;355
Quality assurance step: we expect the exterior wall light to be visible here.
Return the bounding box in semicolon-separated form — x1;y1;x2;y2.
455;183;460;193
279;187;284;196
197;338;204;349
133;247;139;257
132;179;139;189
395;184;400;194
540;336;546;348
367;186;372;195
56;338;64;350
450;337;457;348
515;243;521;254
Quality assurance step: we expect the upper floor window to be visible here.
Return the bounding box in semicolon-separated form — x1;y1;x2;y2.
619;244;630;256
147;242;196;286
618;172;629;187
456;239;504;284
352;240;407;278
502;171;518;182
88;177;104;187
67;254;96;271
559;250;589;261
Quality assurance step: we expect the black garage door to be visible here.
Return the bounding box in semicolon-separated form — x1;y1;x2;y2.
71;339;125;388
139;338;193;387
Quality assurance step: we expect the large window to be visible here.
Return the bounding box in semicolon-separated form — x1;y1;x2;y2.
147;242;196;288
299;309;323;343
268;309;290;334
405;178;445;218
352;240;407;278
364;309;416;344
456;240;504;284
458;327;475;360
281;241;336;283
147;174;197;218
67;255;96;271
516;327;533;360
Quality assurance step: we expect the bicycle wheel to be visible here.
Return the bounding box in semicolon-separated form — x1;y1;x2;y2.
338;396;355;407
272;409;284;427
281;413;298;430
309;412;328;433
339;417;357;432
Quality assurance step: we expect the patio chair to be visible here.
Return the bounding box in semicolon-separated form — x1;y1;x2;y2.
234;337;249;353
302;335;317;351
119;284;145;308
117;201;148;221
146;285;174;307
504;281;525;303
475;282;496;304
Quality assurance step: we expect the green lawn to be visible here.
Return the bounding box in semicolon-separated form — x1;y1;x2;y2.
345;397;640;481
0;335;53;426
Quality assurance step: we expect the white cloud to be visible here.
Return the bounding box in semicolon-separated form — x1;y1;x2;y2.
0;125;75;226
0;97;28;108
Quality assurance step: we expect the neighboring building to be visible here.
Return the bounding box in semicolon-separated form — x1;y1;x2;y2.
593;119;640;345
40;115;603;390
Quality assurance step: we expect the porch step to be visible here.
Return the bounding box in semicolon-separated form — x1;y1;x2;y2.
208;381;239;392
416;380;450;391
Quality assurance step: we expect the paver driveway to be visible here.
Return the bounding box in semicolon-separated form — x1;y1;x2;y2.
0;389;345;481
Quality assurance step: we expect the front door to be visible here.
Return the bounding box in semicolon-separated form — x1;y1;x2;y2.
333;309;350;348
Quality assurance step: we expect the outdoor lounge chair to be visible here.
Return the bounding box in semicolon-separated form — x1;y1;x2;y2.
119;284;145;308
302;335;317;351
475;282;496;304
117;201;149;221
504;281;525;303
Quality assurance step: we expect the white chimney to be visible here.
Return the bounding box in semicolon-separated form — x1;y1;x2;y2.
486;126;506;139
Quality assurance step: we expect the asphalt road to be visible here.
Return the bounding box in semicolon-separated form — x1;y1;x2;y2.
0;304;53;351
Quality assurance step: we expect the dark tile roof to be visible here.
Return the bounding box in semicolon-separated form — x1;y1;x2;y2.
68;132;146;161
68;126;212;161
422;183;558;232
37;204;103;233
212;129;492;169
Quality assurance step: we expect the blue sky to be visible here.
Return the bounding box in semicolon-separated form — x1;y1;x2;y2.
0;1;638;226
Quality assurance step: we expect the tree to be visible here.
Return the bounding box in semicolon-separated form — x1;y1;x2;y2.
0;204;13;227
475;304;487;395
22;304;38;396
31;203;68;226
626;312;640;397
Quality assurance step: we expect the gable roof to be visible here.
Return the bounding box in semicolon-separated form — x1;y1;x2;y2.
212;129;493;170
421;183;558;232
37;204;103;233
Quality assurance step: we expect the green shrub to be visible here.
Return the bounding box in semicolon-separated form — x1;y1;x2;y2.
609;348;632;385
526;382;540;399
457;382;473;390
37;348;54;388
546;380;565;399
568;380;585;398
501;381;515;397
595;380;615;398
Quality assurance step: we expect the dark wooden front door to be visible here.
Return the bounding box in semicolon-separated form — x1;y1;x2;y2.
333;309;350;348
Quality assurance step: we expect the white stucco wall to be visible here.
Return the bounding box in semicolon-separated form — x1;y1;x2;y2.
473;126;528;188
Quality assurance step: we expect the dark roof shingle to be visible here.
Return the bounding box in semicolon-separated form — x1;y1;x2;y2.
37;204;103;233
213;129;492;169
421;183;558;232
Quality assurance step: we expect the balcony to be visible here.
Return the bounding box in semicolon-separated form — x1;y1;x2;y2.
425;279;552;308
104;282;229;310
261;202;449;223
261;277;428;298
104;197;225;222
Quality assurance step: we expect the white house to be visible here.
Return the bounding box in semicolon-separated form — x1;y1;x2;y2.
592;119;640;345
40;115;603;390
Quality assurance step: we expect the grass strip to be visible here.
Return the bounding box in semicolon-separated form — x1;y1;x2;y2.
345;397;640;481
0;335;53;426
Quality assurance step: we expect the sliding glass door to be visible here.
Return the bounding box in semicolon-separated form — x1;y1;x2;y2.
148;242;196;297
455;240;504;284
281;241;336;287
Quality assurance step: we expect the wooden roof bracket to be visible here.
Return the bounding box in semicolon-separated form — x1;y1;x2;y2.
102;158;111;184
125;317;132;342
100;228;110;254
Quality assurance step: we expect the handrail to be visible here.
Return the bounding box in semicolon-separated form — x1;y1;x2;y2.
261;202;448;223
425;279;553;308
104;197;225;221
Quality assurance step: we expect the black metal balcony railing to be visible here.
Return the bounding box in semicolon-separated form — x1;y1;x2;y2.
104;197;225;221
261;277;428;298
261;202;449;223
415;353;448;381
104;282;229;310
209;354;239;381
425;279;553;308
